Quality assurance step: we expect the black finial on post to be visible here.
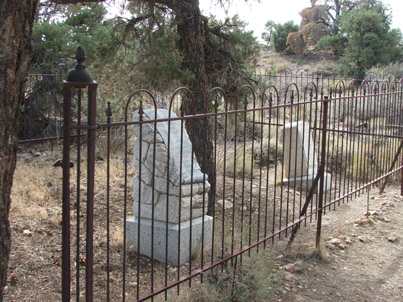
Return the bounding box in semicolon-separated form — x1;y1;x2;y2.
76;46;86;64
66;46;94;83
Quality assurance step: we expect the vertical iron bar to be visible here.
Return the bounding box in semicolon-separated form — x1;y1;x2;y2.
336;85;347;205
273;93;279;239
106;102;111;302
264;96;272;248
293;91;300;223
221;102;228;264
239;96;247;258
211;100;218;267
304;91;311;221
380;85;389;184
309;90;315;222
279;95;286;237
315;89;324;217
306;87;317;225
346;88;354;202
326;88;333;211
200;102;209;283
231;102;238;260
316;96;329;249
76;89;82;302
135;103;144;300
177;106;184;293
374;85;381;180
189;109;195;287
86;84;97;302
164;111;172;300
151;110;158;300
248;97;256;253
62;84;72;302
285;90;294;236
362;87;369;191
257;99;264;251
371;85;378;184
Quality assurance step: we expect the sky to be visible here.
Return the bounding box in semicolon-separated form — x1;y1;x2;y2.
198;0;403;42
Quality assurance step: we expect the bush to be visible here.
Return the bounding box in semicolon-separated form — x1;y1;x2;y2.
271;21;299;53
216;145;255;178
317;34;347;56
368;61;403;79
172;249;276;302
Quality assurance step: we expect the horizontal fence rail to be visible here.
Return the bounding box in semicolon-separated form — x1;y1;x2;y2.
28;74;403;301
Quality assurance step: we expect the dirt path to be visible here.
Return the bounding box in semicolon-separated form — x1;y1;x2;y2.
269;184;403;302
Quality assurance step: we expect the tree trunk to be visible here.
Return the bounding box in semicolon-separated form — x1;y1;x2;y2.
174;0;216;215
0;1;38;300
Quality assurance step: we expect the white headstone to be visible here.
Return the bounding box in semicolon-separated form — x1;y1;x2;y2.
282;121;331;192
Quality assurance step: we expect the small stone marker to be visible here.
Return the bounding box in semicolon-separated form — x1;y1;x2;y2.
282;121;331;192
126;109;213;266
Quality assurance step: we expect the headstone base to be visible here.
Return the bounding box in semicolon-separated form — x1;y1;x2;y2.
283;173;332;192
126;215;213;266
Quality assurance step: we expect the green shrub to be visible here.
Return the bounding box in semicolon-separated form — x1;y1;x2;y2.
271;21;299;53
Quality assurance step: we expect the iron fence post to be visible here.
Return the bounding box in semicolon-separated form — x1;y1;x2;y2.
62;84;72;302
316;96;330;249
61;46;97;302
86;84;97;302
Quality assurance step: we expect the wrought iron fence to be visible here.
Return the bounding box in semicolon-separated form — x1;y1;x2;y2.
55;75;403;301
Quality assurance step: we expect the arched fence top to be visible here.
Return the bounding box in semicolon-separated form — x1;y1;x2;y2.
334;80;346;95
389;79;399;92
295;68;307;77
168;87;195;116
261;84;280;106
125;89;157;122
360;79;371;94
399;78;403;91
347;79;361;95
264;67;276;77
381;79;390;92
278;68;293;77
284;82;300;104
208;87;228;112
239;85;257;109
302;81;318;99
370;79;380;93
382;72;397;82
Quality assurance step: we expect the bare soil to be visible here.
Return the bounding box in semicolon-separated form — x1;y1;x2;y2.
268;184;403;302
4;148;403;301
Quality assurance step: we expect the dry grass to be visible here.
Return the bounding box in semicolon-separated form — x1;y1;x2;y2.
11;151;63;224
170;248;276;302
256;49;340;76
7;124;400;301
7;144;298;301
8;149;64;301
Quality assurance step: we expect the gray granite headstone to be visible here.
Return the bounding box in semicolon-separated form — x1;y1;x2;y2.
126;109;212;266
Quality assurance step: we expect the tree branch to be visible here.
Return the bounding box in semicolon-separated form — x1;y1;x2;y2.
51;0;105;3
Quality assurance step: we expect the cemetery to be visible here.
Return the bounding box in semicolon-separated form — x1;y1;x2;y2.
3;2;403;296
6;65;403;301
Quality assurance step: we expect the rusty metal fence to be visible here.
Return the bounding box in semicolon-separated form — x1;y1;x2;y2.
55;74;403;301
